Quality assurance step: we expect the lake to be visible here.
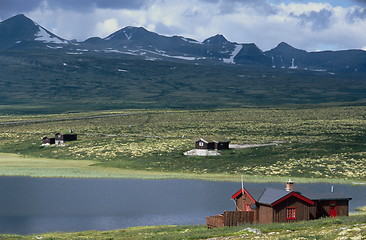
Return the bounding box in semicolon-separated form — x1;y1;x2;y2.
0;177;364;235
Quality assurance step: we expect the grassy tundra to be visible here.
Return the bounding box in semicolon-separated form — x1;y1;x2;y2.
0;106;365;182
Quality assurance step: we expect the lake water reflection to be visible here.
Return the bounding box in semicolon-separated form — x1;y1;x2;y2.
0;177;364;235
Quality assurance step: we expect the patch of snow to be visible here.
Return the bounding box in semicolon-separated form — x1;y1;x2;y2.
155;49;166;55
34;26;68;44
181;37;203;44
103;49;139;56
223;44;243;64
310;69;327;72
124;31;132;40
161;54;196;61
46;45;63;49
183;149;221;156
145;57;158;61
289;58;298;69
280;55;285;68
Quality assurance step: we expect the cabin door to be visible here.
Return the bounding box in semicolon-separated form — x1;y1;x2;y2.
329;201;337;217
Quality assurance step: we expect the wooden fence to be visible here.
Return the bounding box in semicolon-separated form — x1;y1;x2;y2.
206;211;254;228
206;214;224;228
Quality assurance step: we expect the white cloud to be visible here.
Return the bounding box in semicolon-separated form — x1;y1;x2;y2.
94;18;120;38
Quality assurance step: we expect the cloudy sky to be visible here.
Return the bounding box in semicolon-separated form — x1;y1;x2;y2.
1;0;365;51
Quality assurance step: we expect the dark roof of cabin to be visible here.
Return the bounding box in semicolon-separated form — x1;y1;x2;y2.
238;187;293;205
257;188;290;204
55;132;77;136
197;138;230;143
232;186;352;204
232;187;315;206
246;188;266;201
294;187;352;200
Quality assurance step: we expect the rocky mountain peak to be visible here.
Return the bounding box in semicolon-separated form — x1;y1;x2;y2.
203;34;229;45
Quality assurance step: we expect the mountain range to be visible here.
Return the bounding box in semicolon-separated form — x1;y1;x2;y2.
1;14;366;113
1;14;365;72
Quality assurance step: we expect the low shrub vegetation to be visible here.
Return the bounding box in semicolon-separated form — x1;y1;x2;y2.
0;106;365;181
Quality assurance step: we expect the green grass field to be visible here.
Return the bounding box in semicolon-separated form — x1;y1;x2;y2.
0;106;365;182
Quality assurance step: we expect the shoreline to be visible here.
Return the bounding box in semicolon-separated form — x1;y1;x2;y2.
1;210;365;238
0;153;363;184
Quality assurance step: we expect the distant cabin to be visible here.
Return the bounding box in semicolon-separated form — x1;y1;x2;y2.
207;180;351;228
195;138;230;150
41;137;55;145
55;132;77;144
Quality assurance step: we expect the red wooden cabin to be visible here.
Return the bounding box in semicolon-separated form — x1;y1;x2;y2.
207;180;351;227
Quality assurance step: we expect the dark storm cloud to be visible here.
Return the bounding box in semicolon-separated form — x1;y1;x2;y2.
0;0;42;18
0;0;150;19
292;9;333;31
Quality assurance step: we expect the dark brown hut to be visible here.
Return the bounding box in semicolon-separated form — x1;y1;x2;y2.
55;132;77;144
195;138;230;150
41;136;55;145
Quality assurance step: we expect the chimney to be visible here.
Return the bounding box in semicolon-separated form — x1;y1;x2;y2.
285;179;294;192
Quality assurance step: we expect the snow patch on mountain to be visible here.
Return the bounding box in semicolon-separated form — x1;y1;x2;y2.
223;44;243;64
46;45;63;49
162;54;197;61
34;26;67;44
181;37;202;44
289;58;298;69
104;49;139;56
123;30;132;40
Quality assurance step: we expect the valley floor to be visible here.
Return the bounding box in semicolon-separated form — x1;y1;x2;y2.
0;106;365;183
0;153;359;184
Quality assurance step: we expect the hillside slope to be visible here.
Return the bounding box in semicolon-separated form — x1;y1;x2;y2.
1;49;366;113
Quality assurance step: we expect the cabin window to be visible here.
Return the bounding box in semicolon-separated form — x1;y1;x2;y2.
198;141;204;146
244;203;251;211
286;207;296;220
